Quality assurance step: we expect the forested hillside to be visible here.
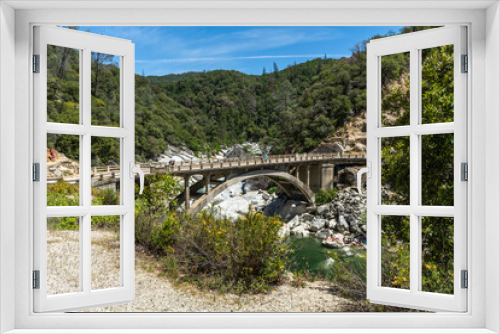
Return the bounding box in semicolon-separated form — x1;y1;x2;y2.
47;26;433;161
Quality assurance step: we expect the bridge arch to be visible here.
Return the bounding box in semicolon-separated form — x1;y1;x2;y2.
187;169;315;216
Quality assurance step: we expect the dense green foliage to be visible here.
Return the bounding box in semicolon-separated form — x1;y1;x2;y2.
315;188;338;206
48;26;434;161
164;210;290;293
135;173;183;251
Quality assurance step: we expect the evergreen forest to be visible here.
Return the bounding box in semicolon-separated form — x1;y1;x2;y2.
47;26;433;162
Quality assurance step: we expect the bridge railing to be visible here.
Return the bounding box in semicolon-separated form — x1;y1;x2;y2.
49;152;366;183
140;152;366;174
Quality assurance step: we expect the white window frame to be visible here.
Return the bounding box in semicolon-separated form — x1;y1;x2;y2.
1;1;499;333
366;26;468;312
33;26;136;312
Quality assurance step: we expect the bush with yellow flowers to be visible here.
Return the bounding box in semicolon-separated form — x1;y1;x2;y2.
167;209;291;293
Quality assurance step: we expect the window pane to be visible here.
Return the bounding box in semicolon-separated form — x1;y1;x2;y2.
91;52;121;127
47;134;80;206
47;45;80;124
422;217;454;294
91;137;120;205
381;136;410;205
381;215;410;289
422;133;454;206
421;45;454;124
381;52;410;127
47;217;80;295
91;215;121;290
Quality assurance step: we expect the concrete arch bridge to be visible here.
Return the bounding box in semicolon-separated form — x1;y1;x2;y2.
158;153;366;215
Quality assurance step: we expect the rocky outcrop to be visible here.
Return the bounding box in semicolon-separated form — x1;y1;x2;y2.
226;145;248;158
158;142;267;164
279;188;367;251
46;150;79;178
315;111;367;156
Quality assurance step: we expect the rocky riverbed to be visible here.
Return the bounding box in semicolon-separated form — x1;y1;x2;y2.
209;181;367;254
280;188;367;253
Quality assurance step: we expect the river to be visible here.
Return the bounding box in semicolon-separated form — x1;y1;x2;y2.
288;236;367;280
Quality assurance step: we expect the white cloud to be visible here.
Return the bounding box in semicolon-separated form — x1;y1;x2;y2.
136;54;349;64
182;27;343;58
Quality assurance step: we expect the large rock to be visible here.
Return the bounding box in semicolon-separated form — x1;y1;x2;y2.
338;215;350;233
314;204;330;216
278;224;290;238
326;219;337;230
322;239;342;249
244;177;269;191
301;213;314;222
286;215;301;229
226;145;248;158
290;224;309;237
263;198;286;217
309;218;326;232
276;200;308;222
315;228;333;240
311;142;344;155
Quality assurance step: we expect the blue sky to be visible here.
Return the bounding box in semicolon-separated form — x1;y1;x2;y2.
80;26;404;76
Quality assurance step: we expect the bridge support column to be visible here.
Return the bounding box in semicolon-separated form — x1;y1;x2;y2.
306;165;310;187
298;164;309;186
204;174;211;195
184;176;190;210
321;163;335;190
309;164;322;192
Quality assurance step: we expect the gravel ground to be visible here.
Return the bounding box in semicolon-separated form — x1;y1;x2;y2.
48;229;352;312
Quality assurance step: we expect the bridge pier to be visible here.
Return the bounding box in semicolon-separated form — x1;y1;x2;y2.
309;164;321;192
204;173;211;194
321;163;335;190
184;175;190;210
298;164;310;187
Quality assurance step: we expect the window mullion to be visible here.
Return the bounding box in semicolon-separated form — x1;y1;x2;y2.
409;47;420;294
81;47;92;295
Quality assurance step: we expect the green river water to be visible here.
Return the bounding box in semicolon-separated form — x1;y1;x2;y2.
288;236;367;278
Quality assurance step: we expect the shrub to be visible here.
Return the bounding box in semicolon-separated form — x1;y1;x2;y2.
139;208;292;294
315;188;338;206
91;215;120;229
135;172;182;254
172;209;290;293
98;187;120;205
47;180;79;207
268;186;278;194
48;216;80;231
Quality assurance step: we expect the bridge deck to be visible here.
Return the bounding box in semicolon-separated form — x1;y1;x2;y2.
143;153;366;176
48;152;366;184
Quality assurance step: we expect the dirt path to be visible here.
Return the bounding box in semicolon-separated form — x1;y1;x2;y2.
47;229;352;312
